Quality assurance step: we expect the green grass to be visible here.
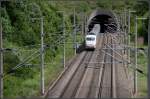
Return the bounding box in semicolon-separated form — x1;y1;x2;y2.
137;48;148;97
128;42;148;97
3;34;77;97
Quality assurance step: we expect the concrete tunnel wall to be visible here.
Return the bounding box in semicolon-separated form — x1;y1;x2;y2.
87;9;119;33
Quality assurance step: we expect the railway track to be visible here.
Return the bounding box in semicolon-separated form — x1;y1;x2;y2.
100;33;114;98
111;34;132;98
60;51;93;98
74;34;104;98
101;33;132;98
46;33;132;98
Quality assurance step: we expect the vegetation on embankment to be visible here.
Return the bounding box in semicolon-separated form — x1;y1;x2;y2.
1;0;149;97
137;50;147;97
1;0;89;97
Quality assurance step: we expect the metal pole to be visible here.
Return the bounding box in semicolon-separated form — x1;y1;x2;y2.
85;14;88;35
120;14;122;43
128;10;131;64
134;16;138;95
73;8;76;55
124;9;127;54
121;12;124;50
0;1;3;98
83;13;85;37
63;12;65;68
148;1;150;97
119;14;122;43
57;11;65;68
82;13;84;42
40;17;44;95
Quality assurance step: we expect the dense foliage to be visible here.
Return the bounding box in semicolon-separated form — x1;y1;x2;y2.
1;0;149;97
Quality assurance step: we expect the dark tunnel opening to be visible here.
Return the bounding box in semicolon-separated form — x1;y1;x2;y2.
88;14;117;33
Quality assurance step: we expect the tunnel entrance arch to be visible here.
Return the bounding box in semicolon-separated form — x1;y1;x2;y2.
87;9;119;33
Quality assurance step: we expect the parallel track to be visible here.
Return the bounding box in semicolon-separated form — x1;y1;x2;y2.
74;34;104;98
46;33;132;98
61;51;93;98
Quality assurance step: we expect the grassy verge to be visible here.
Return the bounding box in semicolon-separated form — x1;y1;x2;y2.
4;39;75;97
137;50;147;97
44;41;75;91
128;42;147;97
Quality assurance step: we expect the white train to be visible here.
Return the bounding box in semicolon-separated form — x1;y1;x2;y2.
85;34;97;50
89;24;101;35
85;24;100;50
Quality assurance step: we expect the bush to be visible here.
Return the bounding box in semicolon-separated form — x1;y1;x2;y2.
4;52;20;73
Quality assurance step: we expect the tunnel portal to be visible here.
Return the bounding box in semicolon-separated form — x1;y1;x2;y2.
87;9;119;33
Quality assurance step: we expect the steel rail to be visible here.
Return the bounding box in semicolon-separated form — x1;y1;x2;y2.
60;52;93;98
111;35;117;98
104;42;130;63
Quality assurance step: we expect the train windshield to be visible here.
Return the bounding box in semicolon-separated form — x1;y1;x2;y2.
86;37;95;41
88;32;95;35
